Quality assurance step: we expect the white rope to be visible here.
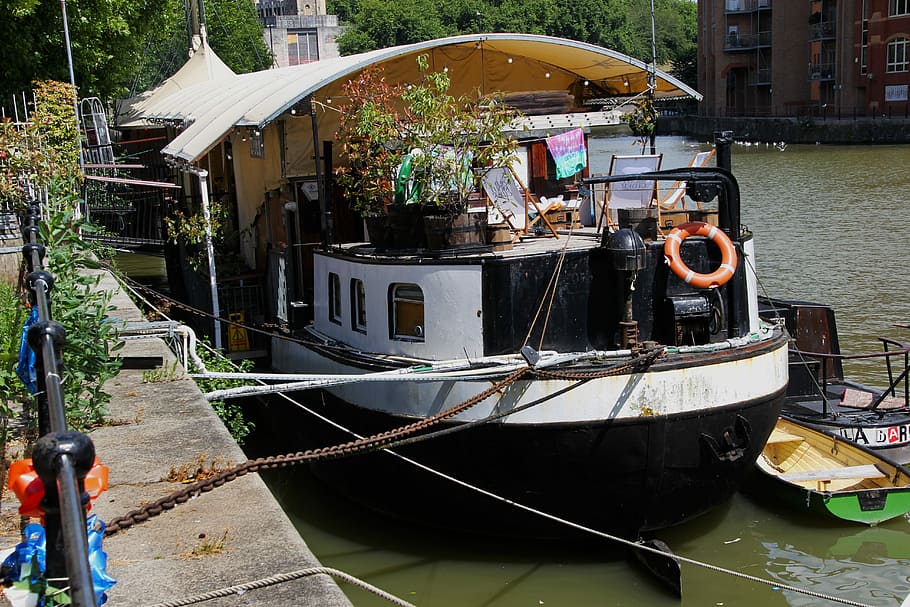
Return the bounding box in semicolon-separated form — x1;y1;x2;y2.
142;566;415;607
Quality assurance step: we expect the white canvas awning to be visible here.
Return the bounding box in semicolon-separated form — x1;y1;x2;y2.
116;38;236;129
143;33;700;164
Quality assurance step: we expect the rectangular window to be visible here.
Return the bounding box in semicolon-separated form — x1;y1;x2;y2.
887;38;909;72
328;272;342;325
249;129;264;159
351;278;367;333
287;30;319;66
389;283;424;341
891;0;910;16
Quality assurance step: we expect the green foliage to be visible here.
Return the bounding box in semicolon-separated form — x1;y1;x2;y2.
628;98;658;138
0;283;27;423
0;81;81;209
41;209;124;430
0;0;270;103
0;79;121;431
334;0;699;88
335;55;520;216
192;345;254;444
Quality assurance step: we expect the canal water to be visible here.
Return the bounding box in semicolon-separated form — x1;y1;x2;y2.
125;136;910;606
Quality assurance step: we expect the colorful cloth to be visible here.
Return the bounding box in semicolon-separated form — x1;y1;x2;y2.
545;128;587;179
16;307;38;395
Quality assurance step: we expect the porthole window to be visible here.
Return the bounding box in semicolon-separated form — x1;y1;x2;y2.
351;278;367;333
389;283;424;341
328;272;342;325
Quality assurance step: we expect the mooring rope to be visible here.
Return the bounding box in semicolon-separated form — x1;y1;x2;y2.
276;388;878;607
141;566;416;607
110;269;876;606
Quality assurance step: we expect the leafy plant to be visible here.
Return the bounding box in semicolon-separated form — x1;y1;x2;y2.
334;54;521;217
0;283;27;426
191;344;254;444
40;208;124;430
627;98;658;139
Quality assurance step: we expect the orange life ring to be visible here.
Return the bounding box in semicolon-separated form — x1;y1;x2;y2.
663;221;737;289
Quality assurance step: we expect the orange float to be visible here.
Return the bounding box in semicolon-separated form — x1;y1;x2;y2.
663;221;737;289
8;458;109;518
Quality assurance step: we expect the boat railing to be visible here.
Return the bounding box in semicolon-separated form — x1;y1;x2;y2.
791;336;910;415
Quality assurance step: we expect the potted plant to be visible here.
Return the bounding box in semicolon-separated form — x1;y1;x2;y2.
335;54;521;249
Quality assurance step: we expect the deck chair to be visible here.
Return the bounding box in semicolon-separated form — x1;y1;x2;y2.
599;154;662;231
658;149;716;212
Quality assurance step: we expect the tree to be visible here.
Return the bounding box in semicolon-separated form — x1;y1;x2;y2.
0;0;270;105
332;0;698;88
337;0;448;55
0;0;174;102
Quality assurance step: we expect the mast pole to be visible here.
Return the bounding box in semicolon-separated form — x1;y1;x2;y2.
648;0;657;155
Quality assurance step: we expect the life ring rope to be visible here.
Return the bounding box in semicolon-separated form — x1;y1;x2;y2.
663;221;738;289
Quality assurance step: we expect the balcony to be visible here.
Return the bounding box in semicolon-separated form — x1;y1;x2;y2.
750;68;773;85
809;63;835;81
809;20;836;40
726;0;771;13
725;31;773;50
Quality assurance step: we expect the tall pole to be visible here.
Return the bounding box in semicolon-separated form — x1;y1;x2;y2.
198;170;222;350
60;0;83;169
648;0;658;155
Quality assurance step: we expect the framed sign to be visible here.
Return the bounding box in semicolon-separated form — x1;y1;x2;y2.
481;167;527;229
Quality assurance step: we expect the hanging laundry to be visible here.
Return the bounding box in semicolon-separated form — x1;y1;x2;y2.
545;128;587;179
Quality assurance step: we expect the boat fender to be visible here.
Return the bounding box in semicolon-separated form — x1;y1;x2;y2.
663;221;737;289
394;149;423;205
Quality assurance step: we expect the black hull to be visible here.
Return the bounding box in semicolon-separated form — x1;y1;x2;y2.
281;388;786;540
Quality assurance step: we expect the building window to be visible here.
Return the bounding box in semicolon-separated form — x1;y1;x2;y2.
328;272;342;325
389;283;424;341
287;30;318;65
887;37;909;72
891;0;910;16
351;278;366;333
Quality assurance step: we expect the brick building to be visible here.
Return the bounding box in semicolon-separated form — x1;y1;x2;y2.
698;0;910;117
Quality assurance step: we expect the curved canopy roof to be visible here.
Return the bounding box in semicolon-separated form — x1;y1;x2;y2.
152;33;701;164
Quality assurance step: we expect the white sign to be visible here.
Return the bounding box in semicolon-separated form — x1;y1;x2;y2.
481;167;526;229
837;423;910;447
886;84;908;102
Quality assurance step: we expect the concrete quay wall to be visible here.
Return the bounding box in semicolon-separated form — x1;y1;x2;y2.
49;268;353;606
661;114;910;144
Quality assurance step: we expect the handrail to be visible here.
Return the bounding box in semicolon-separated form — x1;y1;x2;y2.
19;206;98;607
790;337;910;415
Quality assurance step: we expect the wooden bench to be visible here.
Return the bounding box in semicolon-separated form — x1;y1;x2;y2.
779;464;885;482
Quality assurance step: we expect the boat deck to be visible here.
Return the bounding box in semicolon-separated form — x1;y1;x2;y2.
342;226;652;262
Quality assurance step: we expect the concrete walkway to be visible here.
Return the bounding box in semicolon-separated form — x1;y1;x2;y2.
72;270;354;606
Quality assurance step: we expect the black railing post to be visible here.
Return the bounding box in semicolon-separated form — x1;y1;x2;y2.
17;210;101;607
32;431;96;606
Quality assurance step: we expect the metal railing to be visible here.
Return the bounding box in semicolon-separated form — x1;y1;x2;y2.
20;207;99;607
791;336;910;416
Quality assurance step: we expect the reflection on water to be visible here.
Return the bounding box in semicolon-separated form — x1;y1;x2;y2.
246;136;910;606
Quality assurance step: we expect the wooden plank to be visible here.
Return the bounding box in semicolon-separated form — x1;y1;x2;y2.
780;464;885;482
84;174;181;189
766;430;805;444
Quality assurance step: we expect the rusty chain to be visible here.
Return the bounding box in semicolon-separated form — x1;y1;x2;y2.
104;345;665;535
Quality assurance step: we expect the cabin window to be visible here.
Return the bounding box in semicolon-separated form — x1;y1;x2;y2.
887;38;909;72
328;272;342;325
389;283;424;341
891;0;910;16
351;278;367;333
